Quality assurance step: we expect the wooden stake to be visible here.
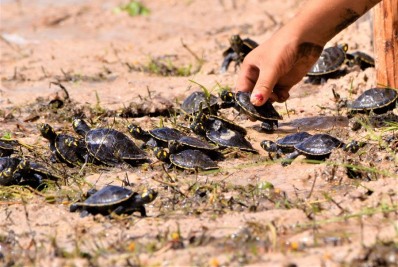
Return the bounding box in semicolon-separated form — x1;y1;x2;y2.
373;0;398;88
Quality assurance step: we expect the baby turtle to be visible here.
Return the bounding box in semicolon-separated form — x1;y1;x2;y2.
0;157;61;187
40;123;87;167
283;134;343;165
346;51;375;70
128;124;186;148
154;147;219;171
192;120;257;153
73;118;148;166
306;44;348;83
180;91;220;115
221;35;258;73
224;91;282;132
349;87;397;114
207;125;257;153
261;132;312;155
193;110;248;136
70;185;158;217
0;139;19;157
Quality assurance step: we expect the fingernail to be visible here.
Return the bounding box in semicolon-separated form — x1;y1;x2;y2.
251;93;264;106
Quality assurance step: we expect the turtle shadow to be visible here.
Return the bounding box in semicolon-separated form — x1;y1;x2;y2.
277;115;349;132
123;158;152;167
304;69;348;84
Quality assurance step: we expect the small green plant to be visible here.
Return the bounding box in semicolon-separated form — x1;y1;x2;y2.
114;1;150;17
382;121;398;132
1;132;12;139
140;57;194;77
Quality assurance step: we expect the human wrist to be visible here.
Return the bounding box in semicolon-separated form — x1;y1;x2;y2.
274;23;326;54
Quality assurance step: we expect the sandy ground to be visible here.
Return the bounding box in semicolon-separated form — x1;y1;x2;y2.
1;0;397;266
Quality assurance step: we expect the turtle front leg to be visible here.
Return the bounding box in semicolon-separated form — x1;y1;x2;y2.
112;206;126;216
220;52;238;73
260;120;278;133
282;150;300;166
137;206;147;217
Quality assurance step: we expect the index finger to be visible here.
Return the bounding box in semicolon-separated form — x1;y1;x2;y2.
235;62;259;93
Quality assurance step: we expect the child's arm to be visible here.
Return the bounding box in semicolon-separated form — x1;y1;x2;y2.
236;0;382;106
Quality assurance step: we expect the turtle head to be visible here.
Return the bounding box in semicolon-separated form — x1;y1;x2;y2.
343;140;362;153
260;140;278;152
339;43;348;52
1;167;14;179
16;158;30;172
127;124;144;139
72;117;91;136
153;147;170;162
190;121;207;136
220;90;235;108
39;123;57;141
167;140;180;154
220;90;234;102
140;189;158;204
229;34;243;48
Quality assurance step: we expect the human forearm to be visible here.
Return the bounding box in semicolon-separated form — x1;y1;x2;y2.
281;0;382;46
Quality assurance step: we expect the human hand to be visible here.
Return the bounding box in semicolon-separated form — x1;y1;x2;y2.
235;32;323;106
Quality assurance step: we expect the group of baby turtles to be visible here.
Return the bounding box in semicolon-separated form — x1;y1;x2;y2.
219;34;397;154
1;120;160;217
181;86;398;166
259;86;397;164
126;89;284;170
1;36;396;218
1;138;61;187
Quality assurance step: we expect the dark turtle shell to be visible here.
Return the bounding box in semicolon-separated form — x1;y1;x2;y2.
206;115;247;135
73;118;148;166
349;88;397;114
206;125;257;153
181;91;219;114
75;185;134;207
294;134;343;157
221;35;258;72
85;128;148;165
192;112;248;136
276;132;312;149
307;44;348;76
235;91;283;121
40;123;86;166
128;124;186;148
149;127;186;143
25;160;62;181
0;139;19;157
170;136;218;152
55;135;87;166
170;149;219;171
70;185;158;217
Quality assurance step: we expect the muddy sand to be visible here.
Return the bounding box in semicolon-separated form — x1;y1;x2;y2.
0;0;397;266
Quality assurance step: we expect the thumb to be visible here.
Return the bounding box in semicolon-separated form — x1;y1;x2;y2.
250;69;278;106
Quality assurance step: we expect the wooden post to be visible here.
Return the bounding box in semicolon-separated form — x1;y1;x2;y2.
373;0;398;89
